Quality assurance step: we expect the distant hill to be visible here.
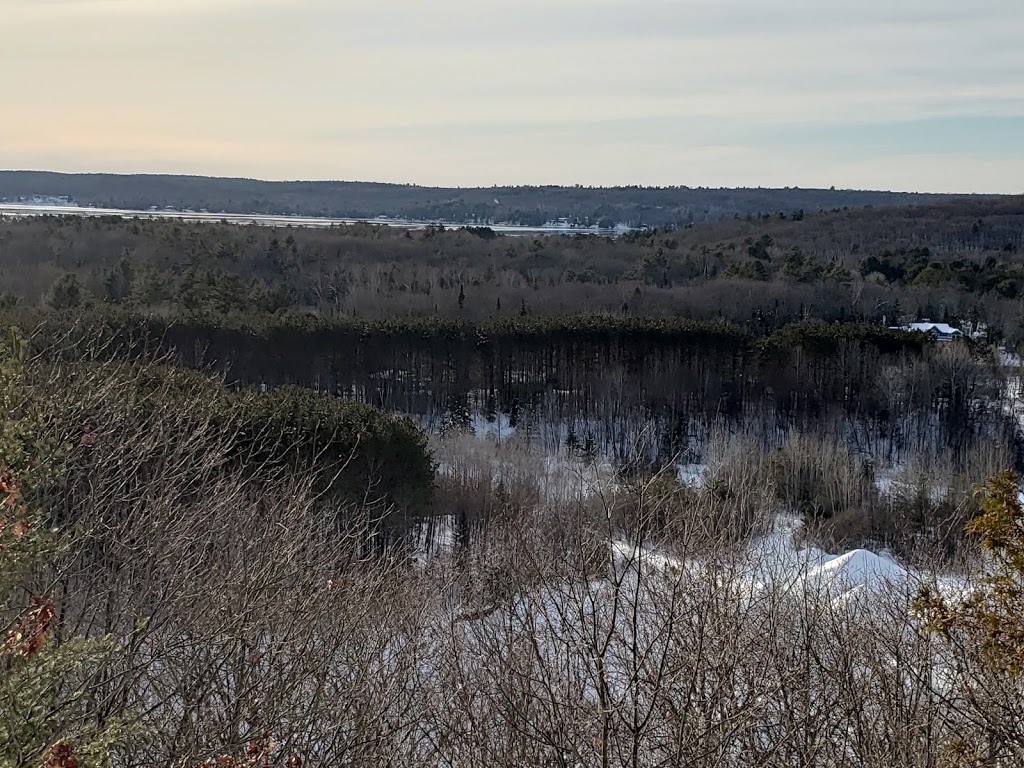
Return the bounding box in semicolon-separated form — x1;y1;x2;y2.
0;170;993;228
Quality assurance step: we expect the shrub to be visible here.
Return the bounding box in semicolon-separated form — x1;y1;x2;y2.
228;386;434;518
0;330;134;766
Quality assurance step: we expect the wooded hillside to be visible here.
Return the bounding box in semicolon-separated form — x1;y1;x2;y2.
0;170;988;227
2;197;1023;339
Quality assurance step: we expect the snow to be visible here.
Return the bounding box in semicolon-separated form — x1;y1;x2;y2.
735;531;914;607
873;465;948;504
904;322;963;336
1002;353;1024;442
471;413;516;439
797;549;911;604
608;515;936;610
676;463;707;487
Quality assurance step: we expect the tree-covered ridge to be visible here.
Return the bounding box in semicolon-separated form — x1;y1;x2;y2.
0;170;985;228
0;196;1017;473
2;198;1023;341
13;308;922;359
17;307;994;469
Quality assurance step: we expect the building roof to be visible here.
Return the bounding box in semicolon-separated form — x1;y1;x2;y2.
906;322;963;336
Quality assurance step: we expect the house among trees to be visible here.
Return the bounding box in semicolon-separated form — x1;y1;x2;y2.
901;321;965;341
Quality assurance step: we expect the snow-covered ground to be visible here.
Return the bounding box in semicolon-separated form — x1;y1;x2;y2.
470;412;516;440
433;427;967;605
612;514;952;611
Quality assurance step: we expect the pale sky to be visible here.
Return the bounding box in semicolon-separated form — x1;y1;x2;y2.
2;0;1023;192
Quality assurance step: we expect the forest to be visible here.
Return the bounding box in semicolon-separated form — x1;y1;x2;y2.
0;170;991;228
2;196;1024;336
4;198;1024;766
2;197;1023;530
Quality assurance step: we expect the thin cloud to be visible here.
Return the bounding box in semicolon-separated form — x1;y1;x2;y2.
1;0;1022;191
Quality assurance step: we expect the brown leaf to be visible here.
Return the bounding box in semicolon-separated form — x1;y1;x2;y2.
43;742;79;768
1;595;56;658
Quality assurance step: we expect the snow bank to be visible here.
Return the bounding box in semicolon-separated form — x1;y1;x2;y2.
612;516;930;610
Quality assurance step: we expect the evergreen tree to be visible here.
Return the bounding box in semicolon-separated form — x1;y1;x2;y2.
917;471;1024;674
0;330;134;767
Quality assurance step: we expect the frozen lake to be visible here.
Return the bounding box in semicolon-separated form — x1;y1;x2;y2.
0;202;624;236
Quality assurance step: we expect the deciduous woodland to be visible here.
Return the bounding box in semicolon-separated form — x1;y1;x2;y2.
3;199;1024;766
0;199;1021;333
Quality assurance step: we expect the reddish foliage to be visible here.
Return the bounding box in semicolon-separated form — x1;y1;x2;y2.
0;467;31;548
43;742;80;768
1;595;56;659
0;468;20;506
192;735;301;768
79;423;97;447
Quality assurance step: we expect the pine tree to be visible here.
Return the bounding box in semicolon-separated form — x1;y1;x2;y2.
916;470;1024;673
0;330;133;767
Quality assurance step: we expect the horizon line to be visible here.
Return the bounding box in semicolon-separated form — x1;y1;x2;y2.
0;168;1009;197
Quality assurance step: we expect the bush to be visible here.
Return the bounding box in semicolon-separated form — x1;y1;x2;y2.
227;385;434;517
0;330;133;766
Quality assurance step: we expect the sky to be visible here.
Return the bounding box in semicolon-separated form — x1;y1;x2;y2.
2;0;1023;193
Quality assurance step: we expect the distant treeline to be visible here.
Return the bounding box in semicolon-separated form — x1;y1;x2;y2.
3;198;1024;340
0;170;987;228
2;198;1021;468
15;308;1011;467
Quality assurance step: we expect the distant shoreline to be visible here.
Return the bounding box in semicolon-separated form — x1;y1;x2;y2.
0;203;627;237
0;170;992;229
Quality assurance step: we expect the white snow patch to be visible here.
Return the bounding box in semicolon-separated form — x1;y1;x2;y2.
610;515;950;610
472;413;516;440
676;463;707;488
874;466;948;504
